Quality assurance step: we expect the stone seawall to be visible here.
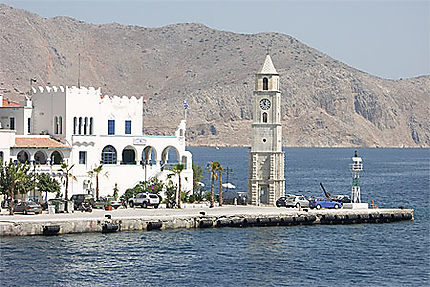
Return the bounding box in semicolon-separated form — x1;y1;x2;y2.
0;207;414;237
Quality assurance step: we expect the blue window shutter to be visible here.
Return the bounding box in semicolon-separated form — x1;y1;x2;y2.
108;120;115;135
125;120;131;134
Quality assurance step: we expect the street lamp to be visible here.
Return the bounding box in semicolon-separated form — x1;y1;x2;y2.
225;167;233;193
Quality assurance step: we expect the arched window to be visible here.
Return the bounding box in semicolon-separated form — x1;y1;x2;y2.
89;117;94;135
34;151;47;165
73;117;77;134
142;146;157;165
101;145;117;164
54;116;58;134
122;146;136;165
179;129;184;137
263;77;268;90
78;117;82;135
59;116;63;134
17;151;30;163
50;151;63;165
84;117;88;135
262;112;268;123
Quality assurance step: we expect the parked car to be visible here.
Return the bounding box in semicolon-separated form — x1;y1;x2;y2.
309;198;342;209
332;195;352;203
70;194;96;210
128;193;160;208
285;195;310;208
13;201;42;214
95;197;121;209
276;197;287;207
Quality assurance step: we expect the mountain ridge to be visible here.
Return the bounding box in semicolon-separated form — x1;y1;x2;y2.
1;4;429;147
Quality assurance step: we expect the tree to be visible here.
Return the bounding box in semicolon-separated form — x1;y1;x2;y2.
206;161;219;208
0;160;31;215
60;163;76;200
192;163;203;193
37;173;60;200
216;163;224;206
169;164;185;208
113;183;119;200
88;165;108;200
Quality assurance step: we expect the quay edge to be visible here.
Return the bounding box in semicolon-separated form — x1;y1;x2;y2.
0;208;414;237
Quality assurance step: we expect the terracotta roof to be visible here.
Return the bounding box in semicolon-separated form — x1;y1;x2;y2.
13;138;70;149
2;99;20;107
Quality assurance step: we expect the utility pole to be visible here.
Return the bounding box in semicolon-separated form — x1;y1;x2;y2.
225;167;233;193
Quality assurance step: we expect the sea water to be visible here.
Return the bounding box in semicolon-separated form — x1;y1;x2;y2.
1;148;429;286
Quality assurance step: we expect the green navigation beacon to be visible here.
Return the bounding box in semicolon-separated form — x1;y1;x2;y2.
350;150;363;203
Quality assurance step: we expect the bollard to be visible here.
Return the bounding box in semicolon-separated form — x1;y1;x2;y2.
199;220;213;228
147;221;162;231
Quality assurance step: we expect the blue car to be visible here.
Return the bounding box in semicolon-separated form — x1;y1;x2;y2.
309;198;342;209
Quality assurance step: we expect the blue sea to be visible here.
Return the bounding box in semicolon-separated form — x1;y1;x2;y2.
1;148;429;286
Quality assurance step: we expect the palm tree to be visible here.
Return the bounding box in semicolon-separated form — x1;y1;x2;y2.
169;164;185;208
0;160;30;215
88;165;108;201
206;161;219;208
60;163;76;200
216;163;224;206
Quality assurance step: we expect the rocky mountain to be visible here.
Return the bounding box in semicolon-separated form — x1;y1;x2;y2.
1;4;429;147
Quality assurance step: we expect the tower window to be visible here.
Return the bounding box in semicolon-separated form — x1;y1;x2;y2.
78;117;82;135
73;117;77;134
262;112;268;123
263;77;268;90
54;116;58;134
59;116;62;134
27;118;31;133
90;117;94;135
84;117;88;135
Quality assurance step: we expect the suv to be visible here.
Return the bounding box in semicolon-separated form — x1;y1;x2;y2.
285;195;310;208
70;194;95;210
128;193;160;208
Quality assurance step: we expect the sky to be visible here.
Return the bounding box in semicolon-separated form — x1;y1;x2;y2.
3;0;429;79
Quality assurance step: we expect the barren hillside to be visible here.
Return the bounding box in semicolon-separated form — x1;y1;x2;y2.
1;4;429;147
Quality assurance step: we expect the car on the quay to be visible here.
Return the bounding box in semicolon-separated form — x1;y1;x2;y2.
70;194;96;210
332;195;352;203
309;198;342;209
13;201;42;215
95;197;121;209
128;193;160;208
285;195;310;208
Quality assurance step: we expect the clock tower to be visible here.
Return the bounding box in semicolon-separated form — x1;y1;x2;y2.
248;53;285;206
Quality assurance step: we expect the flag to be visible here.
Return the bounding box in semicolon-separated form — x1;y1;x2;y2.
183;100;189;109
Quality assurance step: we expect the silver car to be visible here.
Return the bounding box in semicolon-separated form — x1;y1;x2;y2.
285;195;310;208
14;201;42;214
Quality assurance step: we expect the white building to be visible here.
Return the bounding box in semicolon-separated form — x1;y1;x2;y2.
0;86;193;200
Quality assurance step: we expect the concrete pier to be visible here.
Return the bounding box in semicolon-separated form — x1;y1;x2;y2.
0;206;414;237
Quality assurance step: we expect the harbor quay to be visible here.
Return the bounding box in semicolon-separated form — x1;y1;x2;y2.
0;205;413;236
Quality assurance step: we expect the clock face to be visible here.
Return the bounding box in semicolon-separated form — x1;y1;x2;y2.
259;98;271;110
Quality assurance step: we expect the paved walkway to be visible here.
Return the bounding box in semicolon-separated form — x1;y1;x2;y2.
0;204;401;223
